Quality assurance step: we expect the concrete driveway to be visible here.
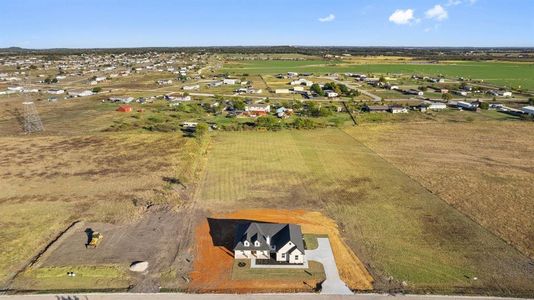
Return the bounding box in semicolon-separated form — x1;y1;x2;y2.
305;238;352;295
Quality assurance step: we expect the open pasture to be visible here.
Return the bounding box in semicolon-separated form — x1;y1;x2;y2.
222;60;534;90
345;120;534;260
194;129;534;295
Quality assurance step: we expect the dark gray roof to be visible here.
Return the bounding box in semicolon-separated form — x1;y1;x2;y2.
234;222;304;253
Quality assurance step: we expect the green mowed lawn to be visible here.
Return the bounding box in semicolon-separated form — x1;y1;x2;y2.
197;129;534;295
11;265;131;291
222;60;534;90
232;260;325;282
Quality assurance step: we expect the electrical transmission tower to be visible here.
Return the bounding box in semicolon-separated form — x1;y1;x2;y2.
21;70;44;134
22;101;44;133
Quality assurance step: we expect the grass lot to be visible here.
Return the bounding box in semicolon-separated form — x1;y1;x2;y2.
0;131;204;287
354;109;521;124
232;259;325;283
345;120;534;260
222;60;534;90
196;129;534;295
303;234;328;251
0;202;73;283
11;265;131;291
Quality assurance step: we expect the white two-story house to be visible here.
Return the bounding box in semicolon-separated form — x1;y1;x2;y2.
234;222;305;264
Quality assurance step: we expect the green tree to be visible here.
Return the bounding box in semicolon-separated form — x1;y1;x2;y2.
92;87;102;93
419;86;428;92
310;83;324;96
194;123;209;139
338;84;349;95
479;102;489;110
528;98;534;105
256;116;281;131
442;93;453;101
292;117;316;129
379;76;386;83
232;99;245;111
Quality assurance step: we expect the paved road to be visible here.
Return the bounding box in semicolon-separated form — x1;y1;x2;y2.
1;293;530;300
306;238;352;295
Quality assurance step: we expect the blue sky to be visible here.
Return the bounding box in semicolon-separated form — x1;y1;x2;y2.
0;0;532;48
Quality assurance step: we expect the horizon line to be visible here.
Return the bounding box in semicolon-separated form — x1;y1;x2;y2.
2;45;534;51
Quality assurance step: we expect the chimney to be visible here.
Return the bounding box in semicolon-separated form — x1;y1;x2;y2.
266;235;271;246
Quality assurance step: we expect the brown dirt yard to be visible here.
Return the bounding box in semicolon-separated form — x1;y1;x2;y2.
9;207;201;293
344;120;534;259
188;209;373;293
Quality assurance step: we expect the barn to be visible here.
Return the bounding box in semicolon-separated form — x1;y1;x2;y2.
117;105;133;112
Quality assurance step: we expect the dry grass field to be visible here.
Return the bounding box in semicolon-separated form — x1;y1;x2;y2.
345;120;534;260
194;129;534;295
0;93;207;289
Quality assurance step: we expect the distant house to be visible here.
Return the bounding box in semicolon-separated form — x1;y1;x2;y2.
487;90;512;97
276;107;293;118
456;101;477;111
68;90;94;97
522;106;534;116
429;78;445;83
428;102;447;110
116;105;133;112
406;89;424;96
245;103;271;116
454;90;469;97
109;97;134;104
287;72;299;78
234;222;305;265
223;78;240;85
325;90;339;98
181;122;198;128
390;106;408;114
275;89;291;94
208;81;223;88
386;84;399;90
290;78;313;87
182;84;200;91
363;105;389;113
47;89;65;95
157;79;173;85
7;86;23;92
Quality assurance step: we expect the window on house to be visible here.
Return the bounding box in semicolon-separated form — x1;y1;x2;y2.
254;241;260;247
294;255;299;260
244;241;249;246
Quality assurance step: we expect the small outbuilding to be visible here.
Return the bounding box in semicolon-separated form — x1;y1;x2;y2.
117;105;133;112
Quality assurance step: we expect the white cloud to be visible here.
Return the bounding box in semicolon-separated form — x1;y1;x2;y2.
318;14;335;22
389;9;415;25
425;5;448;21
446;0;462;6
446;0;476;6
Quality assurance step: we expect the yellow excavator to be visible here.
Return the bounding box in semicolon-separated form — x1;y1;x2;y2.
86;232;103;248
